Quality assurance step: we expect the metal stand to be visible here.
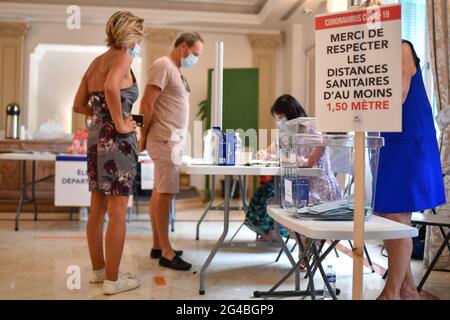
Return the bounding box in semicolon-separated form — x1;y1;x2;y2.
15;160;54;231
413;208;450;292
170;196;176;232
199;175;231;295
199;175;296;295
383;207;450;285
254;222;341;300
417;230;450;291
196;175;248;240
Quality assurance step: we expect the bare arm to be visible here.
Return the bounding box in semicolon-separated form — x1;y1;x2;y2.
72;74;92;116
402;43;417;104
104;53;135;134
139;84;162;141
257;142;278;160
304;146;325;167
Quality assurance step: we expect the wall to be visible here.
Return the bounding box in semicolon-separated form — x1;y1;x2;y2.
31;46;101;133
282;0;325;115
24;22;146;132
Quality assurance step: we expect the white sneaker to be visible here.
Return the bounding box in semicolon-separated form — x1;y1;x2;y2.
90;268;134;284
103;273;140;295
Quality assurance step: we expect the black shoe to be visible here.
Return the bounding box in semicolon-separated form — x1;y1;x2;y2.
159;256;192;271
150;249;183;259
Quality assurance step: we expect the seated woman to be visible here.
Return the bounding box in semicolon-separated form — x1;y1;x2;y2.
245;95;342;248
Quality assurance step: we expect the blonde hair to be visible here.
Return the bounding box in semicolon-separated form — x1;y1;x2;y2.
105;11;145;48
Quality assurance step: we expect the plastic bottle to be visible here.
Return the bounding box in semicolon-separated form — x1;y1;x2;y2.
323;264;336;300
225;131;235;166
206;127;225;165
235;133;243;165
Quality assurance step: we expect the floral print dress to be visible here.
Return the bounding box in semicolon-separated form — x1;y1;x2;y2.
87;71;139;196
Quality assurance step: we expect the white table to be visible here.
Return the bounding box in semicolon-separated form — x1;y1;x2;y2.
269;207;418;241
181;164;320;239
253;205;418;300
182;163;320;177
0;152;57;162
0;152;57;230
0;152;141;230
181;163;322;295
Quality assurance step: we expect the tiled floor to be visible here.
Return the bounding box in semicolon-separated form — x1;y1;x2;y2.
0;205;448;300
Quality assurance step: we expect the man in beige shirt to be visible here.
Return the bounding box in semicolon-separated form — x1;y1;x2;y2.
139;32;204;271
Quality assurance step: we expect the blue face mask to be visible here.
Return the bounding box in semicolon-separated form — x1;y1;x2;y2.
181;52;198;68
127;43;141;59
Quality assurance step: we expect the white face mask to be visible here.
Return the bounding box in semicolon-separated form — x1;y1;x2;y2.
276;117;287;128
181;52;199;68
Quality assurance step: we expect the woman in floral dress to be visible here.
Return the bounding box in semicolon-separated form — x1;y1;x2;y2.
73;11;144;295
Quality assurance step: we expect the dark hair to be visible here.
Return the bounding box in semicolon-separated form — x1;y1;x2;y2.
174;32;204;48
402;39;420;68
270;94;308;120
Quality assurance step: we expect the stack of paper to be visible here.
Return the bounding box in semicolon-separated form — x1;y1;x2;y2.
292;199;371;221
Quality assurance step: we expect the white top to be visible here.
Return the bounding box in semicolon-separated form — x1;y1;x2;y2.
181;164;321;177
411;212;450;227
267;205;418;240
0;152;57;161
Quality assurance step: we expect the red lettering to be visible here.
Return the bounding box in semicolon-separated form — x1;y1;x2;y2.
351;100;390;110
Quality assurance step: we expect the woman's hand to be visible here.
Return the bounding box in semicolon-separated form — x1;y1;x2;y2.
116;116;137;134
257;149;270;160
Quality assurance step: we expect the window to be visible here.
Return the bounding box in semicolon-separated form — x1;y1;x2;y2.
381;0;439;137
400;0;439;137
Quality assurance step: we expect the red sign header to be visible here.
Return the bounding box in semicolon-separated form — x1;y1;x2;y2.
316;5;401;30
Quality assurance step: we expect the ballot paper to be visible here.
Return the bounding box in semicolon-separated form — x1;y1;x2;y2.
291;199;371;221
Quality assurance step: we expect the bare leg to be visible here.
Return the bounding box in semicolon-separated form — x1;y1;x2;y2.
381;215;420;300
376;212;417;300
152;191;175;260
104;195;129;281
149;192;160;249
87;191;107;270
401;265;421;300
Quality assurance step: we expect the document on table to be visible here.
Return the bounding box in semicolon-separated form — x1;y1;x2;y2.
292;199;371;221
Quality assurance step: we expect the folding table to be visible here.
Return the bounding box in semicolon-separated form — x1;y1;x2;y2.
253;205;418;300
181;164;321;295
0;152;57;231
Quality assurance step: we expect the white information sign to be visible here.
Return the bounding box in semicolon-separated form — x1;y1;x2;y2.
55;154;90;207
315;4;402;132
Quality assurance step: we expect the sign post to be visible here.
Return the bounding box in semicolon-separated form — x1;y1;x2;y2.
315;4;402;299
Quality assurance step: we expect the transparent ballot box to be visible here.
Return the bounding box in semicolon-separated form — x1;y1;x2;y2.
279;133;384;221
279;117;318;135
